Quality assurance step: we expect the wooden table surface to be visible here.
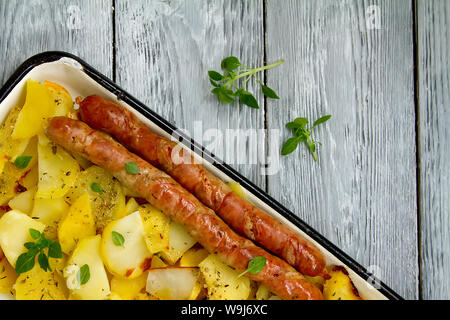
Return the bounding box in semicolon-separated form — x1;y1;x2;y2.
0;0;448;300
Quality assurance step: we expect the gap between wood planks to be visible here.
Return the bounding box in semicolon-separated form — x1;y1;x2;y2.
412;0;423;300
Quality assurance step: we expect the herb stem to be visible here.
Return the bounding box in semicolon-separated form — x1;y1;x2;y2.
222;60;284;89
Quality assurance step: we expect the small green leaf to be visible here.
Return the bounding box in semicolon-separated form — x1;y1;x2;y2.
48;241;63;259
281;138;300;155
14;156;32;169
294;117;309;128
15;252;37;274
112;231;125;247
237;256;267;278
239;92;259;109
90;182;103;193
24;242;36;250
208;70;223;81
78;264;90;285
38;253;51;272
261;85;280;99
210;79;220;88
125;162;140;174
221;56;240;71
29;228;41;240
211;87;221;95
313;115;332;128
217;91;236;104
286;122;300;130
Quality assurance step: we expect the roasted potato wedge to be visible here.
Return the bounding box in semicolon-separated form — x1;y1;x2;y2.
159;221;196;265
323;266;362;300
15;265;67;300
146;267;200;300
139;204;170;254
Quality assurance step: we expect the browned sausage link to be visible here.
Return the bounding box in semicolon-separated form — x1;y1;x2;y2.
46;117;323;300
79;95;328;278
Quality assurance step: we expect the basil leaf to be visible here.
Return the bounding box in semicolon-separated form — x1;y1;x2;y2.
237;256;267;278
221;56;240;71
112;231;125;247
239;92;259;109
38;253;51;272
217;91;236;104
14;156;32;169
281;138;299;155
78;264;90;285
24;242;37;250
208;70;223;81
48;241;63;259
90;182;103;193
125;162;140;174
313;115;332;128
29;228;41;240
209;79;220;88
15;252;36;274
261;85;280;99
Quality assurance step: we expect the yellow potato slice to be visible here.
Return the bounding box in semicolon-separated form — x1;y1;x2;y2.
0;161;28;206
323;266;362;300
146;267;200;300
159;221;196;265
139;204;170;254
199;254;251;300
227;181;247;199
66;165;125;232
58;194;96;255
101;211;152;279
179;247;209;267
0;251;17;294
36;135;80;199
65;235;110;300
125;197;140;215
150;255;167;268
15;265;67;300
0;105;28;161
12;80;56;140
110;271;148;300
44;81;74;117
8;187;36;214
31;196;69;239
0;210;45;266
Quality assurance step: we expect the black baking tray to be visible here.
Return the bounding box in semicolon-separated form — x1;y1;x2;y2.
0;51;403;300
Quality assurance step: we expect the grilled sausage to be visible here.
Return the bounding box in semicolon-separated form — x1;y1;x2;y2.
46;117;323;300
79;95;328;278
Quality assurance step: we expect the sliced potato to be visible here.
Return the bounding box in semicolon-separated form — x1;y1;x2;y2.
19;164;38;190
44;81;74;117
125;197;140;215
151;255;167;268
0;161;28;205
227;181;247;199
0;252;17;294
65;235;110;300
66;165;125;232
12;80;56;140
199;254;251;300
179;247;209;267
323;266;362;300
0;105;28;161
36;135;80;199
0;210;45;266
110;272;148;300
159;221;196;265
146;267;199;300
139;204;170;254
31;196;69;240
58;194;96;254
15;265;67;300
101;211;152;279
18;136;38;169
8;187;35;214
255;284;271;300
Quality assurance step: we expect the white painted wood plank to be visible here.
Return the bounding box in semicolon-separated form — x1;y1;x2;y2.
0;0;113;83
417;0;450;300
115;0;266;188
266;0;417;299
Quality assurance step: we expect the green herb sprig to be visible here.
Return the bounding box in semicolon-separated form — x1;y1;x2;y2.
209;56;284;109
15;229;63;274
78;264;90;285
237;256;267;278
282;115;332;161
